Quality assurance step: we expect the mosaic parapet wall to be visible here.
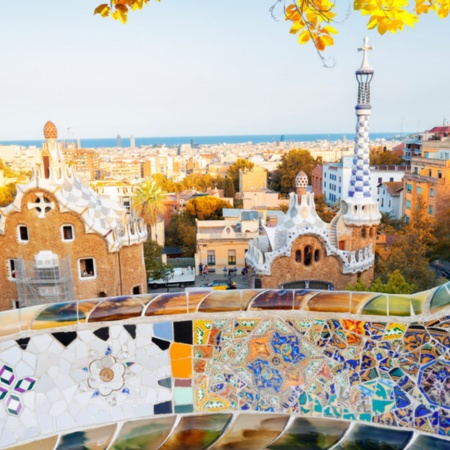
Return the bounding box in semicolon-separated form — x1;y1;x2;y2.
1;286;450;449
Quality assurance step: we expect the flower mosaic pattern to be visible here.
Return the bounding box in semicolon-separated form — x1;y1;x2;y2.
0;364;35;415
88;355;125;396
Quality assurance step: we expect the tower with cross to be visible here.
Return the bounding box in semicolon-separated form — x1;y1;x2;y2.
341;37;381;227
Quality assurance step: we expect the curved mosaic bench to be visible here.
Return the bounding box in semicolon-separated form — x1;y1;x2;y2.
1;284;450;449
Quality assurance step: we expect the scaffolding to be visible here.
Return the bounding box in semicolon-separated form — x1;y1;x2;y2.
14;255;75;307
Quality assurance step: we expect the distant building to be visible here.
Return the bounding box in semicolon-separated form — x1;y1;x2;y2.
0;121;148;310
239;165;267;193
130;135;135;148
62;147;100;181
311;164;323;196
403;138;450;223
378;181;403;219
116;134;122;147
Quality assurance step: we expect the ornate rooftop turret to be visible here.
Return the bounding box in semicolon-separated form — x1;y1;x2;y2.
341;37;381;227
43;120;58;139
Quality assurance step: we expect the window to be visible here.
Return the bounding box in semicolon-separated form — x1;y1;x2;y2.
228;249;236;266
405;215;410;224
381;199;384;207
430;188;435;198
438;171;443;179
428;205;433;215
388;200;391;208
406;200;411;210
7;259;17;281
417;186;422;194
314;249;320;262
18;225;29;242
207;250;215;265
304;246;312;266
132;286;141;294
295;250;302;263
428;170;432;177
425;152;429;158
361;228;367;238
389;177;394;182
378;177;382;183
79;258;96;278
61;225;74;241
407;184;412;193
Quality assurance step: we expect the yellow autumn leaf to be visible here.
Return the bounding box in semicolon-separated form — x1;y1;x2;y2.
290;20;304;34
298;30;311;44
94;3;110;17
323;25;338;34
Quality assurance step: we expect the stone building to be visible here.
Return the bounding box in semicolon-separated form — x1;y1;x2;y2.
0;121;147;310
246;38;381;290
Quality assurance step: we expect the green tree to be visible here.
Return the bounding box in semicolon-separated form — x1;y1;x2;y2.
143;240;163;275
271;149;321;194
227;159;254;193
347;271;414;294
224;177;235;198
431;192;450;261
185;196;232;221
165;212;197;257
132;179;166;240
370;146;404;165
148;262;175;292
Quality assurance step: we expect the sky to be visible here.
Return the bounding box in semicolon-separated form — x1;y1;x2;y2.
0;0;449;140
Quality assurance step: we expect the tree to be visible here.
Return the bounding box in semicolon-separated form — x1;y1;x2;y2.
224;177;236;198
93;0;449;59
132;179;166;240
376;196;438;292
314;194;337;222
227;159;254;193
165;212;197;257
430;191;450;261
148;262;174;292
347;270;414;294
0;183;17;207
370;146;404;165
270;149;321;194
185;196;232;221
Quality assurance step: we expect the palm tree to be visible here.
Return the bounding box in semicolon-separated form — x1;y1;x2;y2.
132;180;166;243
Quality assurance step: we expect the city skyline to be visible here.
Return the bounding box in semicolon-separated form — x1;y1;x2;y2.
0;0;449;140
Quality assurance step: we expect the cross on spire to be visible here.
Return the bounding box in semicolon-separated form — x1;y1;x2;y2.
358;36;374;72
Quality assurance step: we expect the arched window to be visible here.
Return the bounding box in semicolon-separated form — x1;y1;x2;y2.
361;228;367;238
255;278;262;289
369;227;373;237
314;249;320;262
295;250;302;263
304;246;312;266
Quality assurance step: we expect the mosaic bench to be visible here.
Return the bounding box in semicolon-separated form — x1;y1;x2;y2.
1;284;450;449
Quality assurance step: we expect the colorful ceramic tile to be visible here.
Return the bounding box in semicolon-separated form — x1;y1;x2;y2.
77;300;100;322
408;435;450;450
293;290;318;309
250;290;294;310
0;309;20;337
336;424;413;449
57;424;117;450
88;296;144;322
110;416;176;450
361;294;388;316
388;295;412;317
18;304;47;331
170;342;192;378
198;291;243;312
31;302;79;330
194;320;212;345
305;292;351;313
267;417;349;450
431;284;450;314
187;289;211;312
209;413;289;450
7;436;58;450
154;322;173;341
145;292;188;316
158;413;232;450
350;292;376;314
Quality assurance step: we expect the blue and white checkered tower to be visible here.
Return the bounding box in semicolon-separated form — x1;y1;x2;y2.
342;37;381;226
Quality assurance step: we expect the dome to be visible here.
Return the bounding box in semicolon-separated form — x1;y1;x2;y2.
295;171;308;189
43;121;58;139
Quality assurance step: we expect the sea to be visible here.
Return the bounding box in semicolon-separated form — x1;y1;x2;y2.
0;132;402;148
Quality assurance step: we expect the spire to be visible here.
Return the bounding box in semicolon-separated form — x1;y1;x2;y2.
341;38;380;227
